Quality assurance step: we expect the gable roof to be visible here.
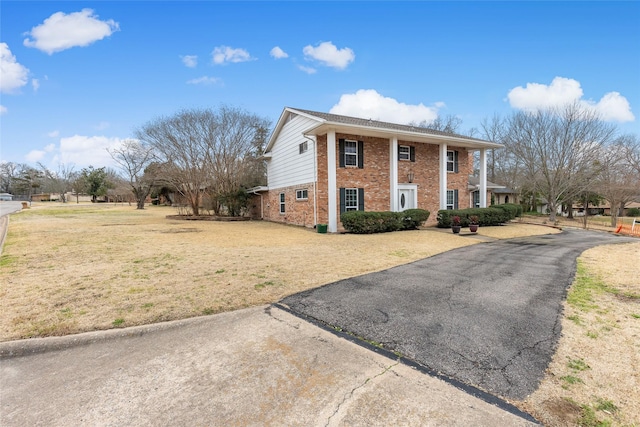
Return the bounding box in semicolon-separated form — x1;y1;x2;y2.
265;107;503;153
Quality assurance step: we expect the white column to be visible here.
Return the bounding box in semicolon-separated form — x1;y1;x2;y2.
390;137;398;211
327;130;338;232
439;143;448;210
479;148;487;208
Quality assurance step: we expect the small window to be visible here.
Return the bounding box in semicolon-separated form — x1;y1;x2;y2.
399;145;410;161
344;140;358;167
279;193;285;214
345;188;358;211
473;191;480;208
296;189;308;200
447;150;459;172
299;141;308;154
446;189;459;210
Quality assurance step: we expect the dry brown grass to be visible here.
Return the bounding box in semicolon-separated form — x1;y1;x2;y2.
3;202;638;425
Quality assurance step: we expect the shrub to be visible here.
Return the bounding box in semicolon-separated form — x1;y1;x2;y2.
437;207;511;227
627;207;640;217
341;209;430;234
492;203;522;219
400;209;430;230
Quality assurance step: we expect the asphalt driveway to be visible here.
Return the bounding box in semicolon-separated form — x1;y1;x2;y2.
280;229;635;400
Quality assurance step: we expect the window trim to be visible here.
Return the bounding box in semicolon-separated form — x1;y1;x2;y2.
344;140;358;167
399;145;410;161
446;150;459;173
446;189;459;210
344;188;358;212
279;192;285;214
295;189;308;201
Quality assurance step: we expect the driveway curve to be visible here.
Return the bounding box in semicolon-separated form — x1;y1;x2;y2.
281;228;635;400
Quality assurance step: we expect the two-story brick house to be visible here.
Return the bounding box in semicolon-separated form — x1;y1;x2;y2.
250;107;502;232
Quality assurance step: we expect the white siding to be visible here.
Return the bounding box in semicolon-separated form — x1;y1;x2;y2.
267;114;318;189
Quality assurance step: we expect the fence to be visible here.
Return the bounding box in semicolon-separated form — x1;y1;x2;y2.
615;218;640;237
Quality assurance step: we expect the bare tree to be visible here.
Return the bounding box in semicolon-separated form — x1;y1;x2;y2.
0;162;21;193
503;103;616;222
596;135;640;226
37;162;75;202
135;106;270;216
108;139;158;209
410;114;463;134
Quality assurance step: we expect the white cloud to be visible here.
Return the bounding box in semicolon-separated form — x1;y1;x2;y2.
180;55;198;68
507;77;634;122
44;143;56;152
187;76;221;85
212;46;253;64
0;105;7;115
297;65;317;75
270;46;288;59
32;79;40;92
26;149;47;162
330;89;441;124
0;43;29;93
57;135;124;168
23;9;119;55
303;41;354;70
48;130;60;138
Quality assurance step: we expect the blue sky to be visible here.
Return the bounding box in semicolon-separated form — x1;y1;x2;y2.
1;1;639;170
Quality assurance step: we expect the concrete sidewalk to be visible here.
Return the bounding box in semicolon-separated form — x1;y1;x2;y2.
0;306;537;426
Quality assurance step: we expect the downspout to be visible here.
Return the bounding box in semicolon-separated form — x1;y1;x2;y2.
302;134;318;226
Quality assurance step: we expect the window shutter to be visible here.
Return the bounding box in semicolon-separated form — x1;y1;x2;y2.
454;150;459;173
357;141;364;169
454;189;459;210
339;139;345;168
410;146;416;162
358;188;365;211
339;188;346;213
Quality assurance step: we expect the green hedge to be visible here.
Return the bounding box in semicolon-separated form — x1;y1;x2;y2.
437;206;518;228
627;207;640;217
341;209;430;234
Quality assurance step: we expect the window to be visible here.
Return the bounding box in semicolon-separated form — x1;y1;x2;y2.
398;145;415;162
339;139;364;168
473;191;480;208
399;145;410;161
299;141;308;154
279;193;285;214
344;140;357;166
340;188;364;213
446;150;459;173
446;189;459;210
296;189;308;200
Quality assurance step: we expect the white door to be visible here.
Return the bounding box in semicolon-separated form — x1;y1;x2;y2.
398;188;415;211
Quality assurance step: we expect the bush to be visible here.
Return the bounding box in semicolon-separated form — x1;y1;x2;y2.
437;207;511;227
341;209;430;234
627;207;640;217
492;203;523;219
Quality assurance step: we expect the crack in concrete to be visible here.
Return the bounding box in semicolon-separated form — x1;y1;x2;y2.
324;360;400;427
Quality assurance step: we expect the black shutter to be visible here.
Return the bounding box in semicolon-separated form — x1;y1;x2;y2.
358;188;365;211
339;139;345;168
339;188;346;213
357;141;364;169
454;189;459;210
454;150;459;173
410;146;416;162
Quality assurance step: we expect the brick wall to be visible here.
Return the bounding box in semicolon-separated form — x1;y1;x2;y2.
255;183;316;228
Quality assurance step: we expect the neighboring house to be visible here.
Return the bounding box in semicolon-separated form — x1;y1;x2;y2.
467;176;505;208
249;107;502;232
0;193;13;201
570;200;640;217
492;187;519;205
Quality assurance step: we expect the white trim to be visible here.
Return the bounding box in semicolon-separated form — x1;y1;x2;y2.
439;144;448;210
479;149;487;208
398;145;410;161
327;130;337;232
390;137;398;211
279;192;285;214
344;188;359;211
295;189;308;200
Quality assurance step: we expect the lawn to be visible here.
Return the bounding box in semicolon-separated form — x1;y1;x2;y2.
1;202;638;425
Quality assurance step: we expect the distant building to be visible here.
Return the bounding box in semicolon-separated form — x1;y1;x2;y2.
0;193;13;201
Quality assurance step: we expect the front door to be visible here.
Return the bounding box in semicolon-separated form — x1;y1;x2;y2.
398;188;415;211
